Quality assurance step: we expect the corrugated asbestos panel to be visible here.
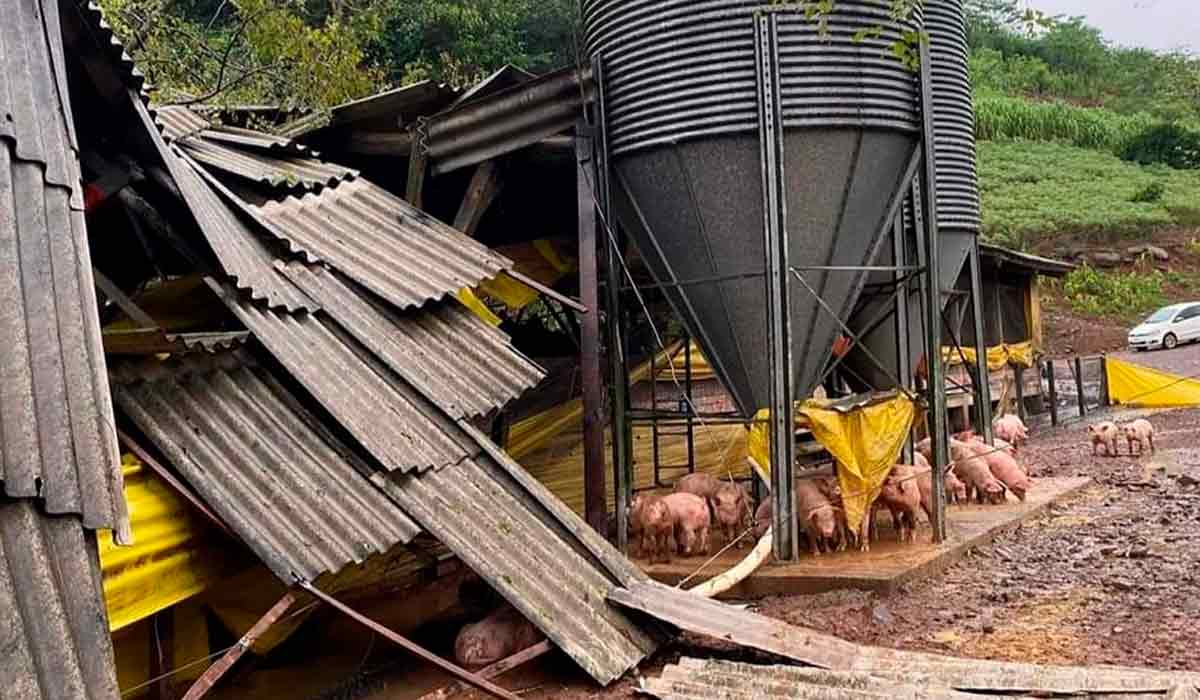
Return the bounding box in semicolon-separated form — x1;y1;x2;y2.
283;80;461;139
252;178;512;309
0;0;128;535
132;95;317;312
424;66;593;174
110;353;421;582
155;105;211;142
199;124;312;155
219;286;479;473
179;136;356;191
643;658;980;699
277;262;544;419
0;500;120;700
102;329;250;355
69;1;149;100
385;454;658;686
608;581;861;670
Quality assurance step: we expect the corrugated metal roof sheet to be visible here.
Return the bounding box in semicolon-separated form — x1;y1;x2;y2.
198;124;311;155
385;453;657;685
283;80;461;139
68;1;149;101
424;66;593;175
643;658;979;699
0;500;120;700
101;329;250;355
252;178;512;309
110;353;421;582
155;105;211;142
178;136;356;191
277;262;544;419
0;0;128;536
217;285;479;473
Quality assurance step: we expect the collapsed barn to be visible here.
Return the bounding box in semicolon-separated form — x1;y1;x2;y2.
5;1;1194;700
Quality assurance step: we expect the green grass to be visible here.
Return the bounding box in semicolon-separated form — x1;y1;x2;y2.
1058;265;1167;319
979;140;1200;247
975;94;1157;154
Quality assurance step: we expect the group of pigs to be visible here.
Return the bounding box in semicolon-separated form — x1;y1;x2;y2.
1087;418;1156;457
628;414;1039;561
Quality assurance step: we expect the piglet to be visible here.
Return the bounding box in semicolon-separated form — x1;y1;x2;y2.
711;482;751;548
675;472;721;500
628;493;673;563
662;492;711;557
454;606;543;668
993;414;1029;446
1087;421;1120;457
1121;419;1156;456
752;499;772;540
979;446;1033;502
913;453;967;519
876;463;923;544
796;478;844;555
951;439;1007;505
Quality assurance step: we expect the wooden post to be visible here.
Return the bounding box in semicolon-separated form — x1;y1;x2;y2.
406;139;429;209
1013;365;1026;422
453;161;502;236
1100;355;1111;407
150;610;175;700
1074;356;1087;417
1046;360;1059;426
576;123;607;535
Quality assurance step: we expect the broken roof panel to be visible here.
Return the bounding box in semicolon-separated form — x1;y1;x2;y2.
0;500;121;700
283;80;461;140
178;136;356;192
155;105;211;142
385;454;658;685
111;353;420;582
219;285;478;473
253;178;512;309
277;262;544;419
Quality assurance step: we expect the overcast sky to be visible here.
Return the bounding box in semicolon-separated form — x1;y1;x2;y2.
1028;0;1198;55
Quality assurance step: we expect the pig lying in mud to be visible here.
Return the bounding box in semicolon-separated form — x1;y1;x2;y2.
1121;418;1156;456
454;606;542;668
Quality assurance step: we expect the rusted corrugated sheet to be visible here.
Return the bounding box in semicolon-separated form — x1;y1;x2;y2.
155;105;211;142
423;66;593;174
0;0;128;536
252;178;512;309
101;329;249;355
178;136;356;191
198;124;311;154
111;353;421;582
217;284;479;473
277;262;544;419
0;500;120;700
283;80;461;139
67;1;148;100
643;658;977;699
608;581;860;670
385;453;658;686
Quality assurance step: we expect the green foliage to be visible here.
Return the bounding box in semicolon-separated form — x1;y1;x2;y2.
1130;181;1166;204
1120;123;1200;171
979;141;1200;246
975;95;1156;152
1061;265;1166;319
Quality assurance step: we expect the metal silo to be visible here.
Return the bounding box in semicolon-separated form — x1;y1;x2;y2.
584;0;925;416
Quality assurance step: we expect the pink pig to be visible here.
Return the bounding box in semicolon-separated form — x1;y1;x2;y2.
1088;421;1120;457
993;414;1029;446
1121;419;1156;456
662;492;711;556
454;606;543;668
628;493;673;563
951;440;1007;505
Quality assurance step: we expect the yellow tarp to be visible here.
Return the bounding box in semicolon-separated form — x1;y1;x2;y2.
477;239;577;312
943;340;1036;371
456;288;503;326
1106;357;1200;408
653;343;715;382
98;454;250;631
748;395;916;535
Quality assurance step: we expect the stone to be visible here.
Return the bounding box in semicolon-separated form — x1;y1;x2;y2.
1127;244;1170;261
871;604;893;626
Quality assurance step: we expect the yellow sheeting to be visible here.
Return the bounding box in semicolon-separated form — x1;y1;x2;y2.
942;340;1036;370
114;599;211;697
1106;357;1200;408
456;288;503;326
477;239;577;312
748;395;916;534
98;455;250;631
654;343;715;382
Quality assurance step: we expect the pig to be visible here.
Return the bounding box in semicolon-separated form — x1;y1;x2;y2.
454;606;543;668
795;478;844;555
950;439;1007;505
993;414;1029;446
628;493;673;563
661;492;711;556
1121;419;1156;456
913;452;968;520
978;446;1033;502
1087;421;1120;457
876;463;924;543
677;473;751;548
752;499;772;540
675;472;722;501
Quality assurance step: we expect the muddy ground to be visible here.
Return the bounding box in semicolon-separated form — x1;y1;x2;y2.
401;404;1200;700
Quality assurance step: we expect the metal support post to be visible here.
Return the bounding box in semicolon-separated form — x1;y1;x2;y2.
893;216;915;465
756;13;799;561
1046;360;1059;426
593;55;633;549
1014;365;1026;422
917;40;949;544
576;120;607;535
967;242;994;443
1075;356;1087;417
684;335;696;474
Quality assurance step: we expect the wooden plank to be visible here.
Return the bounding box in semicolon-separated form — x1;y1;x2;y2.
94;268;158;328
453;160;502;237
181;592;298;700
415;640;553;700
406;144;429;209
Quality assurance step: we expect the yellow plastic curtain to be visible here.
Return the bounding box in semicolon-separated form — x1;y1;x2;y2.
1107;357;1200;408
654;343;716;382
477;239;577;313
748;395;915;535
456;288;503;326
942;340;1036;371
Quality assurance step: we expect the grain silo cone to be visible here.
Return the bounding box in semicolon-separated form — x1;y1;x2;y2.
586;0;924;416
844;0;982;391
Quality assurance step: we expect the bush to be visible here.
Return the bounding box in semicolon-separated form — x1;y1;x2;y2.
975;95;1155;153
1130;181;1165;203
1062;265;1166;319
1120;123;1200;170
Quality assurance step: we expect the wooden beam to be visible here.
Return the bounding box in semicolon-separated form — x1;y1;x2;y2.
93;268;158;328
180;592;299;700
150;610;176;700
452;161;503;237
406;143;429;209
415;641;553;700
343;131;413;156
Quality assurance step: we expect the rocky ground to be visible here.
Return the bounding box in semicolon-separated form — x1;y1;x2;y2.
420;404;1200;699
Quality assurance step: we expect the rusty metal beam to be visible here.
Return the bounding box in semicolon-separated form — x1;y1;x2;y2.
504;268;588;315
117;429;235;539
415;640;553;700
453;160;503;237
299;582;523;700
577;120;607;535
180;592;299;700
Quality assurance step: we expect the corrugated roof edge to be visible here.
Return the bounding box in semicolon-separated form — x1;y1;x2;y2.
71;1;150;102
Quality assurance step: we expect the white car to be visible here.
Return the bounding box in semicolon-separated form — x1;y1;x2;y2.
1127;302;1200;351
